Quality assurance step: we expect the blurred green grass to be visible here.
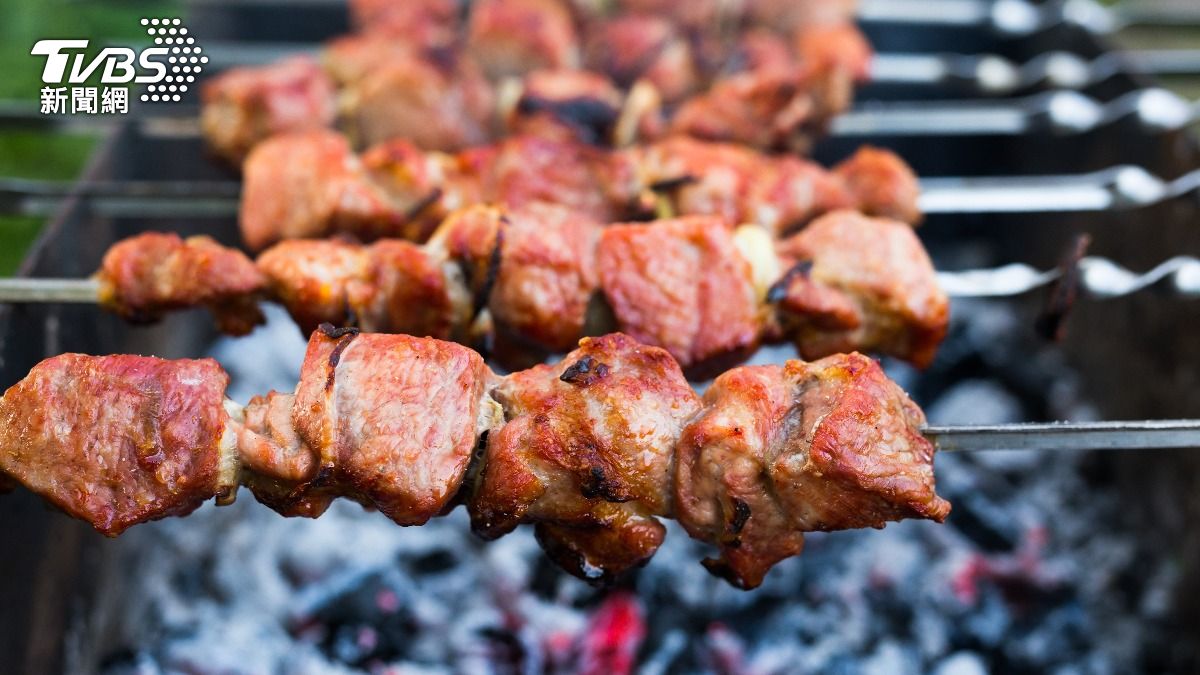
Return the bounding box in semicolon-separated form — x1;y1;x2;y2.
0;0;175;274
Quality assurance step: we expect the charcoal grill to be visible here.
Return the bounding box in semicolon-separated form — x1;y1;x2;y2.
2;0;1199;672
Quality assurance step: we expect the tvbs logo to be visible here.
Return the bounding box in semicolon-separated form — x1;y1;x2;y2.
33;17;206;113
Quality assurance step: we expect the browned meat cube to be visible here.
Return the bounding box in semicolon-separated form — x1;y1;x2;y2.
96;232;266;335
344;54;496;151
629;137;856;235
240;130;404;250
506;69;625;145
467;0;580;81
774;211;948;368
833;146;923;225
675;353;950;589
795;21;873;83
745;0;860;29
322;33;423;86
254;328;498;525
437;203;602;353
470;333;701;581
348;0;461;47
360;139;480;242
585;16;699;102
236;390;327;517
472;135;625;223
0;354;237;535
729;29;798;74
613;0;728;31
255;239;368;333
669;65;844;153
597;217;763;372
256;239;463;338
200;56;337;164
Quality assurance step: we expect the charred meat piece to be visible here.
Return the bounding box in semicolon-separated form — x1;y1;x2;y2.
586;15;699;102
438;203;602;354
774;211;948;368
506;68;626;145
97;232;266;335
201;56;337;164
470;333;701;581
668;64;848;153
236;390;320;516
612;0;729;31
240;130;404;250
348;0;462;46
322;33;425;86
467;0;580;81
344;52;496;151
833;146;923;225
255;239;368;334
794;21;873;83
597;217;763;372
256;239;463;338
675;353;950;589
471;135;627;223
627;136;860;235
0;355;237;535
745;0;860;30
253;328;499;524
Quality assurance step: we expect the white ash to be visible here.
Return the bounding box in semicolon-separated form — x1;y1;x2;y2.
96;308;1186;674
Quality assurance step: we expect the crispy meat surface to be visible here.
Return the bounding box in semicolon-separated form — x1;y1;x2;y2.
597;217;762;372
675;353;950;589
586;16;698;102
833;146;923;225
240;130;403;250
507;69;625;145
322;34;423;86
794;21;873;83
470;333;701;581
200;56;336;164
256;239;459;338
467;0;580;80
345;54;496;150
0;355;234;535
97;232;266;335
473;135;625;222
256;239;366;333
255;328;496;525
668;66;837;152
775;211;948;368
348;0;461;46
440;203;601;353
612;0;727;31
628;136;856;235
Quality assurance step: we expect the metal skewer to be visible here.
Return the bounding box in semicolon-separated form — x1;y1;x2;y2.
924;419;1200;452
0;250;1197;308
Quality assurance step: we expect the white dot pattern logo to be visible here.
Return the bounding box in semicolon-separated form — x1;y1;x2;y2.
140;17;202;103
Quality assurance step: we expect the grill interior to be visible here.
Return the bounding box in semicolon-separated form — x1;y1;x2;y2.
1;1;1199;672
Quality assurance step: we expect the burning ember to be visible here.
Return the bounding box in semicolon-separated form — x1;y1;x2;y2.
93;305;1185;674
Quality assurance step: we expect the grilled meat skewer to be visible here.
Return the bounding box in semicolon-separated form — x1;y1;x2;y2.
203;0;870;161
81;207;946;372
0;327;947;589
239;130;919;251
